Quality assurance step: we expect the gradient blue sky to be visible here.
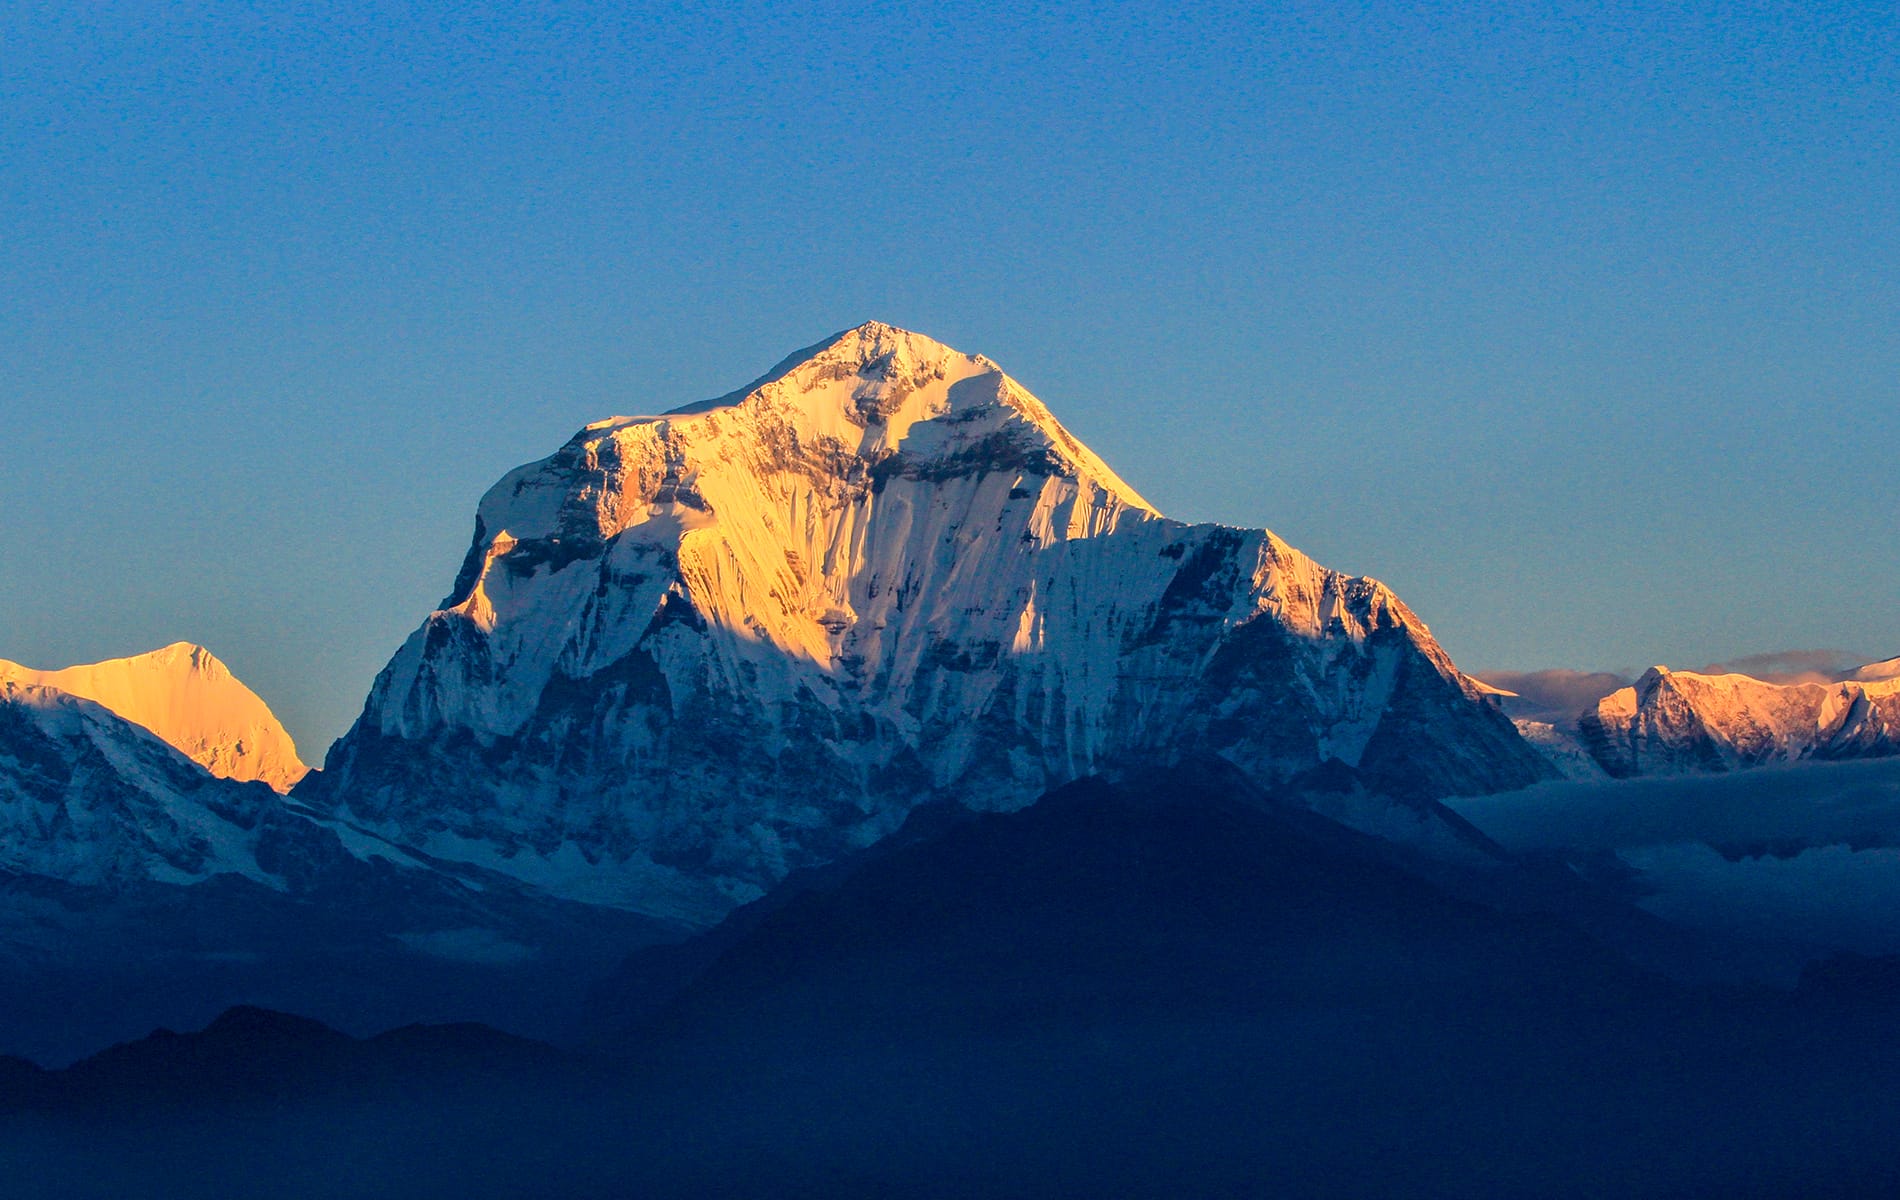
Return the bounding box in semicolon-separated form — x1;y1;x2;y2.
3;1;1896;758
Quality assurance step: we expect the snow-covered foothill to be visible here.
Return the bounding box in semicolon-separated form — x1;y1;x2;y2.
0;677;287;886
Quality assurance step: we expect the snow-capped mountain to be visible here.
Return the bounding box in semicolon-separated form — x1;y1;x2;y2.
1577;663;1900;777
0;677;289;886
0;644;307;792
0;669;403;891
299;322;1552;920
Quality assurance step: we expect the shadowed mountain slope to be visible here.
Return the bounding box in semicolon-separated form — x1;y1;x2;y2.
0;672;675;1065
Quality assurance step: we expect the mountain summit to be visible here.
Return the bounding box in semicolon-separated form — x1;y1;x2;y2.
300;322;1551;919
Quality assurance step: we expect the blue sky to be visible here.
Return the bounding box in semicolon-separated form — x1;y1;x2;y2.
2;1;1896;757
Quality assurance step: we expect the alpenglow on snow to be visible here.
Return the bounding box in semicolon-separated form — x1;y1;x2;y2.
298;323;1551;920
1579;662;1900;777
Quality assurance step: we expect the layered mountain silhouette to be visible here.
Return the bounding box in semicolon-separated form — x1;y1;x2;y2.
10;767;1900;1198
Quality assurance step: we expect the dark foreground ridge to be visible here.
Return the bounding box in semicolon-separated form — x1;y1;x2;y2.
6;765;1900;1198
0;1005;561;1115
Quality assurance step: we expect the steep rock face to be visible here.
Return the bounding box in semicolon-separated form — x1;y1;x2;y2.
301;322;1551;920
0;644;307;792
1579;665;1900;778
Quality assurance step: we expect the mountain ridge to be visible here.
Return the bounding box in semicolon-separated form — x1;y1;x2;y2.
1580;662;1900;777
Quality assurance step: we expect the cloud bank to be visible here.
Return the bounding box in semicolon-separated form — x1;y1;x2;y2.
1695;648;1870;686
1471;669;1629;723
1449;758;1900;957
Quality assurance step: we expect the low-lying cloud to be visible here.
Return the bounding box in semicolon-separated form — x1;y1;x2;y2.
1695;648;1869;686
1448;758;1900;956
1471;669;1629;723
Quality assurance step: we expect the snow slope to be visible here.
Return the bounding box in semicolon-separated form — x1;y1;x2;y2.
0;672;684;1065
0;644;307;792
300;322;1553;920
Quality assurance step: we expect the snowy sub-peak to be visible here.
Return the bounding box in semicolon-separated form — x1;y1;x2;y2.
0;643;307;792
300;321;1552;922
1576;662;1900;777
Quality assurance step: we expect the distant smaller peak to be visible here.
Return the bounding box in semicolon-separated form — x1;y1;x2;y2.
1;642;226;677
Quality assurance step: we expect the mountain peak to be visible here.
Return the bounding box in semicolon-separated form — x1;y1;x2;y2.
140;641;226;679
626;322;1155;516
306;324;1553;917
481;324;1158;568
802;319;969;369
1578;660;1900;777
660;321;981;419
